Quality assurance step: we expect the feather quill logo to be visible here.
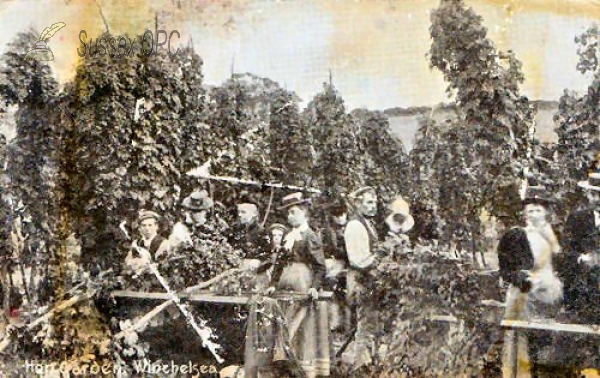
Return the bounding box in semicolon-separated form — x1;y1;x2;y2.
24;22;66;61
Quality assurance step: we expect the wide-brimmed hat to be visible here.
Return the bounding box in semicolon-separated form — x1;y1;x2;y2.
578;172;600;192
182;190;213;211
278;192;311;210
522;185;553;207
385;196;415;233
138;210;161;223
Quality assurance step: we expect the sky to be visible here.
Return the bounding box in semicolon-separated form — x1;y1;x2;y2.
0;0;598;110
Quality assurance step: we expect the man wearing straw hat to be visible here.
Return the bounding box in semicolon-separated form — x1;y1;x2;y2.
169;190;214;251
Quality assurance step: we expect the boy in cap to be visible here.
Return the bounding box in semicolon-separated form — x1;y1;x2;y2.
125;210;170;275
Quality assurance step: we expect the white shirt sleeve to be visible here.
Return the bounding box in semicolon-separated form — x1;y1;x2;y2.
344;220;375;270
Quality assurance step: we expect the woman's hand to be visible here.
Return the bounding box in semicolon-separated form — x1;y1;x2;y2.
308;288;319;300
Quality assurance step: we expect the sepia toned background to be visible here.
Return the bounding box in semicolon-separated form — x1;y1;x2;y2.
0;0;598;146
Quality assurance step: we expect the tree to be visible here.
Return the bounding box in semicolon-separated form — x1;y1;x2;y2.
429;0;536;232
269;87;313;186
305;83;363;197
0;30;61;306
554;24;600;212
408;116;445;241
353;109;409;234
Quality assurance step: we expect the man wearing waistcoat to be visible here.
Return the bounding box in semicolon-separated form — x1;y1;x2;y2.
343;186;380;368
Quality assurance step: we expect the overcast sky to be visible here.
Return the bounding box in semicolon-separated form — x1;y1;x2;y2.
0;0;598;110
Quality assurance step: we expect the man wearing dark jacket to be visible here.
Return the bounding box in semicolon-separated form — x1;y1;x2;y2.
559;171;599;324
227;202;271;277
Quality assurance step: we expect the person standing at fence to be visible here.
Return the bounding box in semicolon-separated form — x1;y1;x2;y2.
322;198;350;338
169;190;214;251
560;170;600;324
554;169;600;373
125;210;170;275
343;186;380;368
226;201;271;290
265;192;330;378
497;185;563;378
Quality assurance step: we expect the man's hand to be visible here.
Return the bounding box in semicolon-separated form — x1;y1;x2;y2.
308;288;319;300
264;286;276;296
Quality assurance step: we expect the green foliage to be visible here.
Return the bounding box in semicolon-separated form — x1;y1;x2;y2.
354;109;408;200
0;30;62;313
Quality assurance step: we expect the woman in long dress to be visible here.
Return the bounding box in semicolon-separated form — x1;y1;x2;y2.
265;192;330;378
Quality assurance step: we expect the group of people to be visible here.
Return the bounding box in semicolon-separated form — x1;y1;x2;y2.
121;165;598;377
498;168;599;377
123;186;415;377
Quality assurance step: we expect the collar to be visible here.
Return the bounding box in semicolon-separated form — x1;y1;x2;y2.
141;234;157;244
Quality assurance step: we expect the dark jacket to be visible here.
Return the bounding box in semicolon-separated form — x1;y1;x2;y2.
497;227;534;292
323;224;348;263
558;209;599;322
227;222;271;261
271;227;327;290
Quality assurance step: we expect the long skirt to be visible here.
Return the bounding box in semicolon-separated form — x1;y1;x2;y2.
244;296;289;378
276;262;330;378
